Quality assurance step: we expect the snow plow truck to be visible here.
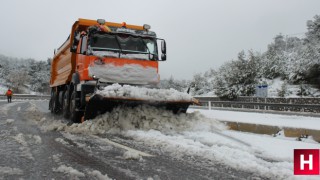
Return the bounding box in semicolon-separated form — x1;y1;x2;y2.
49;18;199;123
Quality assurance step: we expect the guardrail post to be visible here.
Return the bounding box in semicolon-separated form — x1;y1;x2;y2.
208;101;211;110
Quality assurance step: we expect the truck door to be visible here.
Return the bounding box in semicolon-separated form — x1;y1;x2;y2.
76;35;88;80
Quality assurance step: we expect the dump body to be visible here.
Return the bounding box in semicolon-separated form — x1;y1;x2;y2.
50;38;74;87
49;18;197;123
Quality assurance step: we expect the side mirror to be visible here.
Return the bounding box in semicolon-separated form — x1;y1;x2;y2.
161;53;166;61
161;40;166;54
161;40;166;61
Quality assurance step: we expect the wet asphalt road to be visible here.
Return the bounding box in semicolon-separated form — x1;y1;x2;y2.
0;101;266;180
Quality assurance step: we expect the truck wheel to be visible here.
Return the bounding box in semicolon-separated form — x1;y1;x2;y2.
62;91;70;119
70;92;82;123
49;88;54;112
49;94;54;113
57;91;64;114
52;91;60;114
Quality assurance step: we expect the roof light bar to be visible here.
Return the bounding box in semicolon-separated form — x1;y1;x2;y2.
97;19;106;25
143;24;151;30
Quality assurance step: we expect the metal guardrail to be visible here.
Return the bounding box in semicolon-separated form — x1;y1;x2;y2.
1;94;319;113
194;98;320;113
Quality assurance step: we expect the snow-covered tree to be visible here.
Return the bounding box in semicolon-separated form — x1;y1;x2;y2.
29;60;50;93
286;37;301;51
261;37;287;79
0;54;50;93
159;76;188;92
211;51;259;99
273;34;286;52
193;14;320;97
8;69;30;93
277;81;289;97
306;15;320;44
190;73;211;95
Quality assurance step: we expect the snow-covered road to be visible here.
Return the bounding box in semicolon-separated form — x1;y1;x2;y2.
0;100;318;179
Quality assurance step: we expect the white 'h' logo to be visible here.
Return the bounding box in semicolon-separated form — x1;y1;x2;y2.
300;154;313;170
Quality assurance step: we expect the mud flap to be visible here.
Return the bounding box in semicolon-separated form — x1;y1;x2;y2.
83;94;196;120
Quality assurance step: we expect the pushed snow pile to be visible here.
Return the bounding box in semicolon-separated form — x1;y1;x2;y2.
65;105;226;134
0;166;23;175
96;83;193;102
123;150;142;160
88;170;111;180
53;165;85;178
6;119;14;124
28;101;223;135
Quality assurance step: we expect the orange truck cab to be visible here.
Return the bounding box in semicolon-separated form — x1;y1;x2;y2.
49;18;167;122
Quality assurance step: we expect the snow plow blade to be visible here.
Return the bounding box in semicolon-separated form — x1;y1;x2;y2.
84;94;200;120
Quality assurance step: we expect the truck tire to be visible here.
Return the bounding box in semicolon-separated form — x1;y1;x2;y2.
57;91;64;114
70;91;82;123
52;91;60;114
49;98;54;113
62;90;70;119
49;88;56;113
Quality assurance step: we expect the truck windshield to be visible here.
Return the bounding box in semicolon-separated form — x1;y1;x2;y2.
90;33;120;51
89;33;158;60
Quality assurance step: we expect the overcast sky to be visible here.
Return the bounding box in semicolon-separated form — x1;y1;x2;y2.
0;0;319;80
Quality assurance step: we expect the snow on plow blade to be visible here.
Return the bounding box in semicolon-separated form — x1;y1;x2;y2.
83;84;200;120
84;94;199;120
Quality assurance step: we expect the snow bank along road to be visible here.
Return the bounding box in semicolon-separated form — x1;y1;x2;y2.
0;100;319;179
191;109;320;142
